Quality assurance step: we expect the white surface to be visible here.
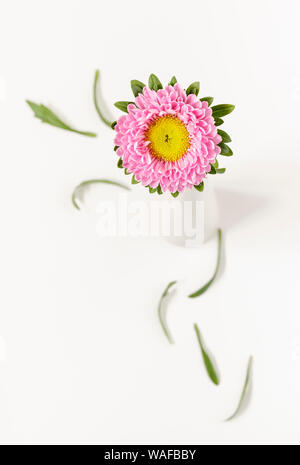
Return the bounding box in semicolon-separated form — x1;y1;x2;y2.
0;0;300;445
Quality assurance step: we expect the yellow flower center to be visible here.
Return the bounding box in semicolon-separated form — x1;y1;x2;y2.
145;115;190;162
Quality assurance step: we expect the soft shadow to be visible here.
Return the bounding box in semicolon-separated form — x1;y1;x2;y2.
215;188;268;231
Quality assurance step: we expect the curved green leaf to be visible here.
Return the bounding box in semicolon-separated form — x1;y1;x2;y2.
72;179;130;210
188;229;222;298
93;70;112;127
158;281;177;344
225;356;253;421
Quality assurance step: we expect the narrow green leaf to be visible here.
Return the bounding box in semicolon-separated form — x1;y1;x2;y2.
26;100;97;137
219;142;233;157
72;179;130;210
93;70;113;127
194;182;204;192
225;356;253;421
114;145;119;152
171;191;180;198
214;118;224;127
200;96;214;106
168;76;177;86
111;121;117;130
131;175;139;184
194;324;219;385
211;104;235;118
148;74;163;91
217;129;231;143
216;168;226;174
209;165;217;175
188;229;222;298
131;79;146;97
117;158;123;168
212;159;219;169
158;281;177;344
114;101;134;113
186;81;200;96
124;168;131;175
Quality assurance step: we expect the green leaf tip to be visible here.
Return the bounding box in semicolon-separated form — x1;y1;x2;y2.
114;101;135;113
200;96;214;106
93;69;113;127
131;175;139;185
194;323;220;386
188;228;222;298
26;100;97;137
71;179;131;210
168;76;177;86
212;104;235;118
194;182;204;192
171;191;180;198
158;281;177;344
131;80;146;97
217;129;232;143
148;74;163;91
225;356;253;421
186;81;200;96
214;118;224;127
219;142;233;157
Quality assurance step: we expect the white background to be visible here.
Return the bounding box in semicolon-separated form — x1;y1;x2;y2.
0;0;300;445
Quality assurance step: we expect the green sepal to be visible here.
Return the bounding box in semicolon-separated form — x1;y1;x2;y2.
111;121;117;129
216;168;226;174
200;96;214;106
209;165;217;175
171;191;180;198
217;129;231;143
194;182;204;192
131;175;139;184
148;74;163;91
168;76;177;86
149;186;157;194
186;81;200;96
219;142;233;156
157;185;163;195
114;101;135;113
212;159;219;169
211;104;235;118
131;80;146;97
124;168;131;175
117;158;123;168
114;145;119;152
214;118;224;126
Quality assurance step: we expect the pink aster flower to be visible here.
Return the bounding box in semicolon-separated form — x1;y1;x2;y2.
113;75;235;196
